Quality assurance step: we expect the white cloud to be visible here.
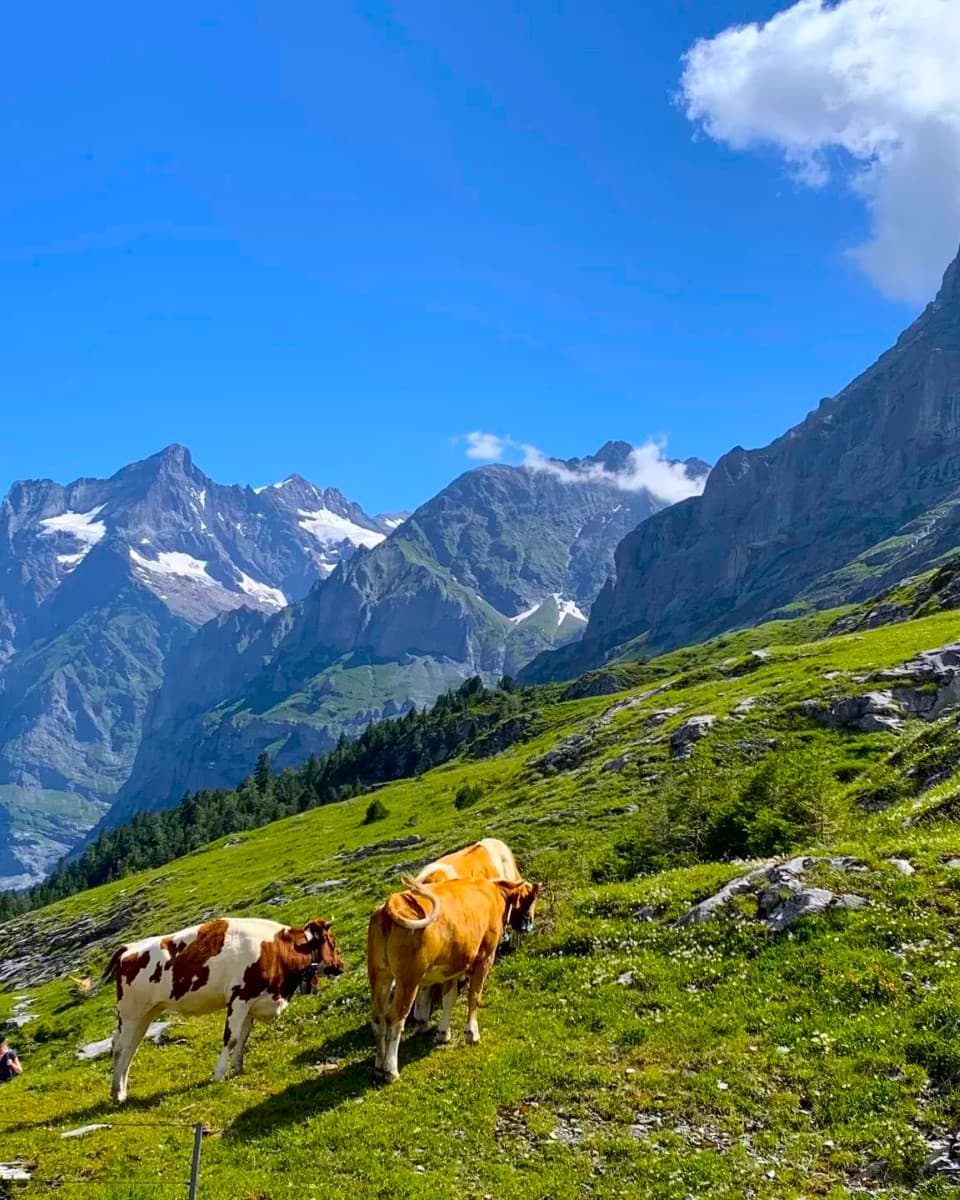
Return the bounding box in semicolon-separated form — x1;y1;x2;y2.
680;0;960;302
521;440;706;504
464;431;509;461
459;433;707;504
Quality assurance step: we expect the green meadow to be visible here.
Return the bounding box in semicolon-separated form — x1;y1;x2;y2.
3;607;960;1197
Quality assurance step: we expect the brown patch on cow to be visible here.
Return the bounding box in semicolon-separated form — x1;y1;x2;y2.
234;921;343;1004
148;960;163;984
165;919;229;1001
116;951;150;1000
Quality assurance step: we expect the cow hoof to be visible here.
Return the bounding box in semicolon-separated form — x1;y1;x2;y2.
464;1030;480;1045
435;1030;452;1045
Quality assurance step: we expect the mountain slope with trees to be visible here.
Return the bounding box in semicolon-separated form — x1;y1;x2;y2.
110;443;706;823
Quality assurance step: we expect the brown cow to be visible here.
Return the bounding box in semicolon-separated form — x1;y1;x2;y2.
411;837;525;1029
103;916;343;1103
415;837;522;886
367;875;540;1080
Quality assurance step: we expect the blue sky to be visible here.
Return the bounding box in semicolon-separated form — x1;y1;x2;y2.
0;1;951;514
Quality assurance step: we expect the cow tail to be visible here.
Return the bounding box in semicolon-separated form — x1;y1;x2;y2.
102;945;127;983
390;877;440;930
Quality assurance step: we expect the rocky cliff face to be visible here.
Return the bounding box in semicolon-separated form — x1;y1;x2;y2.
111;446;707;819
0;446;391;886
524;247;960;683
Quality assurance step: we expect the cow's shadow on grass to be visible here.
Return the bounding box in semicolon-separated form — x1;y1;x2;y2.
290;1022;374;1067
231;1027;436;1140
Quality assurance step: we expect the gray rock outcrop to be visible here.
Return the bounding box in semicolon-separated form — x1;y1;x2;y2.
677;856;869;931
525;244;960;681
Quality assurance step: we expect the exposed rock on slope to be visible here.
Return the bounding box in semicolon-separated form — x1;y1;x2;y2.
524;247;960;681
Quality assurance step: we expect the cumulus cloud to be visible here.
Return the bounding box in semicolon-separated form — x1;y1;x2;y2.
464;431;509;461
680;0;960;302
459;432;707;504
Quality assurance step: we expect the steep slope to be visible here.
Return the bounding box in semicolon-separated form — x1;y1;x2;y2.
524;247;960;681
5;606;960;1197
0;446;390;886
112;445;707;819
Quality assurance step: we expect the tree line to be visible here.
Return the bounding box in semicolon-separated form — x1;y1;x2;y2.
0;676;530;923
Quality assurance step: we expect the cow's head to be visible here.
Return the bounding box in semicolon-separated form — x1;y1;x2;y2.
302;918;345;981
494;880;541;937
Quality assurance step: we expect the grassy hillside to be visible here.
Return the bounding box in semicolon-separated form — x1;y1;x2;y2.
3;608;960;1197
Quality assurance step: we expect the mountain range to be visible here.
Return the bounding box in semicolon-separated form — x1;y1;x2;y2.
0;446;398;887
0;441;704;885
10;242;960;891
524;245;960;685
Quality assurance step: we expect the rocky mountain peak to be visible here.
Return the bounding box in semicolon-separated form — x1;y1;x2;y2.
933;242;960;311
583;440;635;472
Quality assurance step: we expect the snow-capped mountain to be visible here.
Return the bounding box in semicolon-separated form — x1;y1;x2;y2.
110;444;708;823
0;445;393;887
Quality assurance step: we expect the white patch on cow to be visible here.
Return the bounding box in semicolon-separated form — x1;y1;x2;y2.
297;508;385;549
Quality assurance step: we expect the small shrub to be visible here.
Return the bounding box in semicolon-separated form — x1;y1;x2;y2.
454;782;483;810
363;798;389;824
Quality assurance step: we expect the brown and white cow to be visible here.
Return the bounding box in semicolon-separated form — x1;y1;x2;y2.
103;916;343;1103
367;874;539;1081
411;837;524;1028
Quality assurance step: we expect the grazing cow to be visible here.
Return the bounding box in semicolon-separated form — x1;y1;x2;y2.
415;837;522;886
411;837;524;1028
368;875;540;1080
103;916;343;1103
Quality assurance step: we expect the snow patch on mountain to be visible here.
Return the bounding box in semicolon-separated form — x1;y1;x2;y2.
297;508;386;549
509;602;542;624
555;595;588;626
56;552;88;572
253;478;295;494
507;594;588;627
129;548;215;584
236;571;287;610
39;506;107;546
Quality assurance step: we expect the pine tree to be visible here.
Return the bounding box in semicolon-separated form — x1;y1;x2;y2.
254;751;273;797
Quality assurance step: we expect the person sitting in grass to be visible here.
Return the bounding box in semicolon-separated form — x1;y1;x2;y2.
0;1035;22;1083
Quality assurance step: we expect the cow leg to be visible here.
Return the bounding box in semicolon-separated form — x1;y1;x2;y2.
465;951;496;1045
229;1007;256;1076
216;998;253;1082
435;981;458;1045
111;1010;156;1104
382;978;418;1081
410;987;431;1030
370;968;394;1076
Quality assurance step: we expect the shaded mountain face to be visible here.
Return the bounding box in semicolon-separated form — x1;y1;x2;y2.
0;445;391;887
524;247;960;684
110;446;708;823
